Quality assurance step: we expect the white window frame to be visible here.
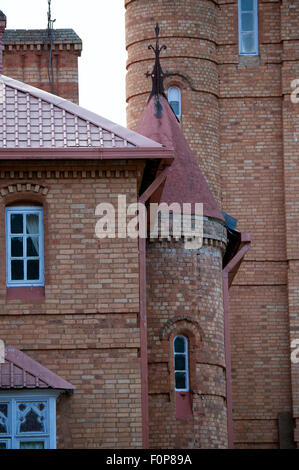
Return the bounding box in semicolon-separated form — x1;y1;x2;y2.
168;86;182;119
0;390;59;449
238;0;259;56
173;335;189;392
5;206;44;287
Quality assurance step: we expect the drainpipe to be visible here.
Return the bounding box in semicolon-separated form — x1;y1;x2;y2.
222;232;251;449
138;166;170;448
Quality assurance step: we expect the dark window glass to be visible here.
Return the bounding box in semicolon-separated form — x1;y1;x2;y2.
174;336;185;353
170;101;179;117
11;260;24;280
19;408;44;433
19;441;44;449
241;0;253;10
175;372;186;390
175;354;186;371
0;404;8;434
27;260;39;280
11;214;23;234
27;237;39;257
0;442;7;449
11;237;23;257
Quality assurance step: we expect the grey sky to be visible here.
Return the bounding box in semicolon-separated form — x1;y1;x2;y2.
1;0;127;126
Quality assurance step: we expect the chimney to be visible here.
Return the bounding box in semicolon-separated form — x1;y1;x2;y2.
0;11;6;75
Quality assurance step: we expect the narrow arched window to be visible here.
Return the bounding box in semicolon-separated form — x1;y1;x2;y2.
168;86;181;119
173;335;189;391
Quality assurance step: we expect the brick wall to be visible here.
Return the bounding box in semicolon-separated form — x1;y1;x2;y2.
0;160;143;448
125;0;299;449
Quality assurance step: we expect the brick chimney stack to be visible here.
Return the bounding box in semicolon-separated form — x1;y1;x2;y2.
0;11;6;75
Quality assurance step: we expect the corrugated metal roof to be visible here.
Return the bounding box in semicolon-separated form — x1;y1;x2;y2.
0;346;74;390
0;75;162;149
3;28;82;44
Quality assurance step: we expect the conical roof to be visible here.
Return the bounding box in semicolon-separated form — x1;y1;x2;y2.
136;95;224;221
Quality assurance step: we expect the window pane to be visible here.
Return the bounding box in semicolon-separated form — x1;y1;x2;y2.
0;404;8;434
0;442;7;449
26;214;39;235
241;0;253;11
170;101;180;117
241;13;253;31
10;214;23;234
11;260;24;280
27;260;39;280
11;237;23;257
18;402;46;433
241;32;255;53
27;237;39;257
174;336;185;353
175;372;186;390
175;354;186;371
19;441;44;449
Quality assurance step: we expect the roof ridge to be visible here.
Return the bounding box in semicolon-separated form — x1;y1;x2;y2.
0;75;162;148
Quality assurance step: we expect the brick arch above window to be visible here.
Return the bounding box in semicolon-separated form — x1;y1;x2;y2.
159;315;204;344
0;183;49;200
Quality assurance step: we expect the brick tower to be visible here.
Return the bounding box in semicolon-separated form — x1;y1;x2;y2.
125;0;299;449
134;27;230;448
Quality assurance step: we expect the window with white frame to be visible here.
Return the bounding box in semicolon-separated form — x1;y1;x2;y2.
174;335;189;392
5;206;44;287
238;0;258;56
0;391;58;449
168;86;181;119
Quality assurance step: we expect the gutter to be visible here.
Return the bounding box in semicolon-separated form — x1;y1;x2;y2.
222;232;251;449
138;167;170;448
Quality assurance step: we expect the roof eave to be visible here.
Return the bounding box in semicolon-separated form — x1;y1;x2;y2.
0;147;174;163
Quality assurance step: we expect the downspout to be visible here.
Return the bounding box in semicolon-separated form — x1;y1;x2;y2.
138;166;170;448
222;232;251;449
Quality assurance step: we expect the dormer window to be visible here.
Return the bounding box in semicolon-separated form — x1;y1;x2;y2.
168;86;181;119
238;0;258;56
5;206;44;287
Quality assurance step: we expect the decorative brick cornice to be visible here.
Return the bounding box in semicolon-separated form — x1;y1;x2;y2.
0;169;137;180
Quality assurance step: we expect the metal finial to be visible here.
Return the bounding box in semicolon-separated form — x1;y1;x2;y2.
145;23;169;116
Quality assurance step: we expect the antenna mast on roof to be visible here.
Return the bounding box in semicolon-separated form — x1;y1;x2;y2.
47;0;56;94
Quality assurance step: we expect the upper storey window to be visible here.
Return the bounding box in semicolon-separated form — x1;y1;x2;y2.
168;86;181;119
5;206;44;287
238;0;258;56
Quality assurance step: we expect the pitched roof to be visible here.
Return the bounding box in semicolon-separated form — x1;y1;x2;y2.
0;346;74;390
3;28;81;44
0;75;162;149
136;95;224;221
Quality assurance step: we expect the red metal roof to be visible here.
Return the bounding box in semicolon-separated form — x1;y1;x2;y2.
0;75;163;150
0;346;74;390
136;95;224;221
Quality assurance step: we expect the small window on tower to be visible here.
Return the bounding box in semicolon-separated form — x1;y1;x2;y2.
173;335;189;391
238;0;258;56
168;86;181;119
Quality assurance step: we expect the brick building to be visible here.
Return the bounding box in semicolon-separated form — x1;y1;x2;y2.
0;0;298;449
125;0;299;449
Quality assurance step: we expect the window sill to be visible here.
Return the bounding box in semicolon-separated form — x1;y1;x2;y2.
6;286;45;302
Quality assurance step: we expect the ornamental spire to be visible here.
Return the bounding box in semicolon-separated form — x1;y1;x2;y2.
145;24;169;117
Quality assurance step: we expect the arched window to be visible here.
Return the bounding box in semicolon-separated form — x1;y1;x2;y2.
5;206;44;287
168;86;181;119
173;335;189;391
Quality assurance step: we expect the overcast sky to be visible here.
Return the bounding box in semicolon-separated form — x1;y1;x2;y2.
1;0;127;126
